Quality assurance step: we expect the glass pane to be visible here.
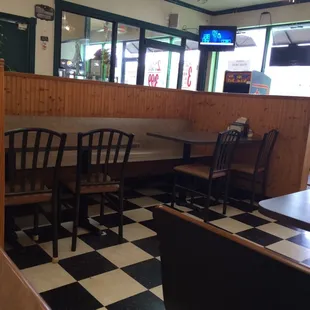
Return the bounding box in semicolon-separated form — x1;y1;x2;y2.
182;40;200;91
60;12;113;81
60;12;86;79
145;30;181;45
115;24;140;84
144;47;180;89
124;61;138;85
214;28;267;92
168;52;180;89
265;23;310;96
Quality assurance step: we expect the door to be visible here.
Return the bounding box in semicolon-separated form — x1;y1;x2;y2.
144;46;180;89
0;18;33;72
140;38;183;89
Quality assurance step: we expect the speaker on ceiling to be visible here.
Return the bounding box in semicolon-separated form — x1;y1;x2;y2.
169;14;179;28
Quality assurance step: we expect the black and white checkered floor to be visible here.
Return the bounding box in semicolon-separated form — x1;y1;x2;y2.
6;185;310;310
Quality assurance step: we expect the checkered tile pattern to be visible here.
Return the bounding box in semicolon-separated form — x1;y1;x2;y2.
6;186;310;310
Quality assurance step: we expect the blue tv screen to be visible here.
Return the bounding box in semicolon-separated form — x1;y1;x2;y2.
199;26;237;51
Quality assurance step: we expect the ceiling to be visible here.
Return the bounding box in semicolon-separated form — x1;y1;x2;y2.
173;0;297;13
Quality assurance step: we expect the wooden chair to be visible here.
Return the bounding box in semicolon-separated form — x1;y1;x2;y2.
60;129;134;252
231;129;279;209
172;130;240;222
154;206;310;310
5;128;67;263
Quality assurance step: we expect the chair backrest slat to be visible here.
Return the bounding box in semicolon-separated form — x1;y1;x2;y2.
104;132;114;181
43;133;53;169
212;130;240;173
21;131;28;171
96;131;104;167
8;134;15;192
114;133;123;164
87;133;94;182
255;129;279;171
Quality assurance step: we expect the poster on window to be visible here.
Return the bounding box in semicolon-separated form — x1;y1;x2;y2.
144;52;168;88
182;50;199;91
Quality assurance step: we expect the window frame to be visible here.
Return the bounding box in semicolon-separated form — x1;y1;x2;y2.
54;0;206;90
210;21;310;93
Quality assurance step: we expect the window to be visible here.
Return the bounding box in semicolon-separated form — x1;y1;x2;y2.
182;40;200;91
60;12;113;81
265;23;310;96
115;24;140;84
58;5;202;90
214;28;267;92
145;30;181;45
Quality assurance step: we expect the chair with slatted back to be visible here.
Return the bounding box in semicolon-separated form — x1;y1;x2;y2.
231;129;279;210
60;129;134;252
5;128;67;263
172;130;240;222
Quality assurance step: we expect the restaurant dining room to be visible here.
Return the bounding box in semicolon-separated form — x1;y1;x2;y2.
2;0;310;309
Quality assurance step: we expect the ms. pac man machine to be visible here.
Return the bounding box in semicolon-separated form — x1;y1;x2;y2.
223;70;271;95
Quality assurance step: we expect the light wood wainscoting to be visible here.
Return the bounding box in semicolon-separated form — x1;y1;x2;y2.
4;72;191;118
4;72;310;197
189;92;310;197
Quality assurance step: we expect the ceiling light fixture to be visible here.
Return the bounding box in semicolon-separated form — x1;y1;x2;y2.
62;13;75;32
197;0;208;4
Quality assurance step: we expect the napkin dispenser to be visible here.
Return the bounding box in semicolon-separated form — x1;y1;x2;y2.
228;117;249;137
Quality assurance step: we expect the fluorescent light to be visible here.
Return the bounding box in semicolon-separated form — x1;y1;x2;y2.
272;45;289;48
298;43;310;46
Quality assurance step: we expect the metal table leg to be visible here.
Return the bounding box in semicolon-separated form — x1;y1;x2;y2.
177;143;191;205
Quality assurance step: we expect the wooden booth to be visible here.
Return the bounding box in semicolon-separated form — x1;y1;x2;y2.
1;70;310;245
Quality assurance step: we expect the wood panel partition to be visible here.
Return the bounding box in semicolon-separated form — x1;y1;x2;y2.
0;60;4;248
189;92;310;196
4;72;310;197
4;72;191;118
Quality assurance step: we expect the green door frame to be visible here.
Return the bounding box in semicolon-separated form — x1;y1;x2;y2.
0;12;36;73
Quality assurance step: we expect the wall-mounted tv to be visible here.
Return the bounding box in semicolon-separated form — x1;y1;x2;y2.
199;26;237;52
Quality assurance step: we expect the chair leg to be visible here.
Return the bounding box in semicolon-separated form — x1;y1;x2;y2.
33;204;39;241
171;173;177;209
71;193;80;252
250;175;257;211
223;173;230;215
204;179;213;223
118;186;124;243
262;172;267;200
52;192;59;263
100;193;105;225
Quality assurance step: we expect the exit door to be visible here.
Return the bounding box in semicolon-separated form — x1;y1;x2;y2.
0;14;36;73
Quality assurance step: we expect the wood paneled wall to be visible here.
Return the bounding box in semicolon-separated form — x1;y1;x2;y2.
4;72;191;119
189;93;310;196
4;72;310;197
0;60;4;248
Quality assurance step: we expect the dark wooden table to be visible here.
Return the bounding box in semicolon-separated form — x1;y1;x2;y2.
148;131;262;205
147;131;262;162
259;190;310;231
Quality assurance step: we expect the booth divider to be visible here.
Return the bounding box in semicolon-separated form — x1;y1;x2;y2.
3;72;310;199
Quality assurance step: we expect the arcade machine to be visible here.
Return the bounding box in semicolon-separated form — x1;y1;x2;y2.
223;70;271;95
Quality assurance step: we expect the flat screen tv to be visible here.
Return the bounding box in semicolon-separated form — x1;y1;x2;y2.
199;26;237;51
